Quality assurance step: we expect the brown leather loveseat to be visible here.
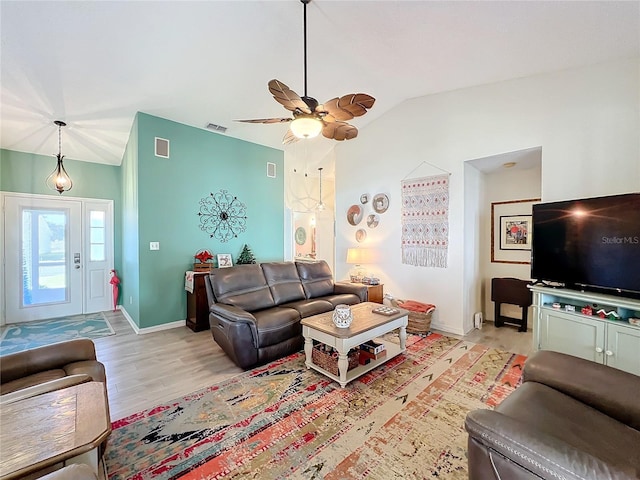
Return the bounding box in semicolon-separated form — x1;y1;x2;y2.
0;338;107;402
465;350;640;479
205;260;367;369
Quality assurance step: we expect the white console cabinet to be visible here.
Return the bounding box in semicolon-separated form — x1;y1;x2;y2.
531;286;640;376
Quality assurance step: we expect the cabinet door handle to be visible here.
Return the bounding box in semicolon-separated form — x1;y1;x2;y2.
605;350;613;356
595;347;603;353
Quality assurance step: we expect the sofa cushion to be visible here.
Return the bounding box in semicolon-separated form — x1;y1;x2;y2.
295;260;334;299
261;262;306;305
316;293;362;308
253;307;302;347
211;264;275;312
1;369;66;395
497;381;640;474
281;298;333;317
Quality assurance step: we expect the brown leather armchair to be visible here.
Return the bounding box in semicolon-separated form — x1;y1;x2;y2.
0;338;107;401
465;350;640;479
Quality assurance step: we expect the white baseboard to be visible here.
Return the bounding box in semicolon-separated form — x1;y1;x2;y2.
118;306;186;335
430;320;467;336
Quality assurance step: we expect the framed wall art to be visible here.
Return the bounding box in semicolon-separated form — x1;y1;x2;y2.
217;253;233;268
491;198;540;264
499;215;532;250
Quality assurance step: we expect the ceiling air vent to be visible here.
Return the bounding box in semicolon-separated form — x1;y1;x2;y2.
206;123;227;133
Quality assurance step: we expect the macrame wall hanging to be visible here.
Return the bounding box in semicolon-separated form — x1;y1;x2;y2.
197;190;247;243
401;173;450;268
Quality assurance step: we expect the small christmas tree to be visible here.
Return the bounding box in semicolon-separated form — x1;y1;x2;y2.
236;244;257;264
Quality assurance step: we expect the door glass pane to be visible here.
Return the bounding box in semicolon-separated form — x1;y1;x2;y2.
89;210;105;261
21;208;68;306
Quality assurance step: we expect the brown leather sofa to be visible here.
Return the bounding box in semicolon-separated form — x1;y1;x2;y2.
0;338;107;401
205;260;367;369
465;350;640;480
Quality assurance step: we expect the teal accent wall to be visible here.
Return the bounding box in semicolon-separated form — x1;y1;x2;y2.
0;149;123;277
134;113;284;328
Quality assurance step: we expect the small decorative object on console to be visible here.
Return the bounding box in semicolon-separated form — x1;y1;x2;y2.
581;305;593;316
194;249;214;271
565;305;576;312
361;277;380;285
597;308;620;320
629;317;640;326
332;304;353;328
552;303;561;309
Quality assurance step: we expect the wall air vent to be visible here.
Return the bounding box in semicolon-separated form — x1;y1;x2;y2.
155;137;169;158
206;123;228;133
267;162;276;178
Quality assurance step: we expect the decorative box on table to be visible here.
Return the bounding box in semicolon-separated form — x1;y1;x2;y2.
311;343;359;376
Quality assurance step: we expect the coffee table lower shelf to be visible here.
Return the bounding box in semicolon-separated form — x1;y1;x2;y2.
306;339;403;387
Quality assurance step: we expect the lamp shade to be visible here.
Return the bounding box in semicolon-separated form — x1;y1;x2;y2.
346;248;374;264
290;115;323;139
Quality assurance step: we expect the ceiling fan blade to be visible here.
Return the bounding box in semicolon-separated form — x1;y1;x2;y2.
236;117;292;124
319;93;375;121
269;79;312;114
282;128;300;145
322;121;358;141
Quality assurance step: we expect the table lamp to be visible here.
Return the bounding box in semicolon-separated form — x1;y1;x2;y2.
346;248;373;282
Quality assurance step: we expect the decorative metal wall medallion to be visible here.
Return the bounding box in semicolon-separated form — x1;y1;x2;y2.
198;190;247;243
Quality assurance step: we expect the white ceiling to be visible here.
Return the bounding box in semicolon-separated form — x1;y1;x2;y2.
1;1;638;170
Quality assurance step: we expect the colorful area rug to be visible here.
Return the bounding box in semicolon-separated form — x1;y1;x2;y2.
0;312;114;356
105;334;525;479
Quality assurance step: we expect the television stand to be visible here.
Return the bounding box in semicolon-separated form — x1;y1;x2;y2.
530;285;640;376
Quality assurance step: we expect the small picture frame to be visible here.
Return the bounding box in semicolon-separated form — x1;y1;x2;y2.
217;253;233;268
499;215;532;250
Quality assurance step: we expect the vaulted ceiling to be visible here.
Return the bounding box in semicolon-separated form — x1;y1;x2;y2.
1;1;638;168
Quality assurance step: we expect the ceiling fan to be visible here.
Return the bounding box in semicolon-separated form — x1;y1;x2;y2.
237;0;375;144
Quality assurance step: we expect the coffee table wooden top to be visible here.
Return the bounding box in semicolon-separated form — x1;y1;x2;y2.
301;302;408;338
0;381;111;480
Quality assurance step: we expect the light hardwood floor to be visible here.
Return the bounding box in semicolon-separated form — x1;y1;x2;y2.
96;310;533;421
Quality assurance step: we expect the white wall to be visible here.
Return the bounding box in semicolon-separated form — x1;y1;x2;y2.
334;58;640;335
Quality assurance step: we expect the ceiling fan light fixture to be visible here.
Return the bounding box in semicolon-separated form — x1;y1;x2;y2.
290;115;322;139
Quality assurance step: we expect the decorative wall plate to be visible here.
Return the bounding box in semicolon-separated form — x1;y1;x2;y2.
360;193;369;204
356;229;367;243
367;214;379;228
373;193;389;214
198;190;247;242
347;204;363;226
295;227;307;245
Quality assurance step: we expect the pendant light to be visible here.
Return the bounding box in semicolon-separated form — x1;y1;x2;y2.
316;167;325;211
46;120;73;194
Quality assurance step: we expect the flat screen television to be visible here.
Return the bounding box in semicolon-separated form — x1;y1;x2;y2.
531;193;640;299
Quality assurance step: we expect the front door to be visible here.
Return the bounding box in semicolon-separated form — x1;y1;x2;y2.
3;194;113;323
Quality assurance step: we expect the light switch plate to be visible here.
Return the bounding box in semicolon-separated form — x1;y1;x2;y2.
150;242;160;250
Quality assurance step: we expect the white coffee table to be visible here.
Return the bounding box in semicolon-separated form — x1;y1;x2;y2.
301;302;408;387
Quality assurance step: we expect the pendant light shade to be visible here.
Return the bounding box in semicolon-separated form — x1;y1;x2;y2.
316;167;325;211
46;120;73;194
291;115;323;139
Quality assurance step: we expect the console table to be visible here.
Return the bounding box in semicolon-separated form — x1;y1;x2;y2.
531;286;640;376
0;382;111;479
186;272;210;332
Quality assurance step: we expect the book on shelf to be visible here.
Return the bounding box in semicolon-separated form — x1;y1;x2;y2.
359;349;387;361
360;340;385;355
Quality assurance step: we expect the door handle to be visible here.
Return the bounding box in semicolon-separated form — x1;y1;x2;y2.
75;265;81;269
605;350;613;357
595;347;603;353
